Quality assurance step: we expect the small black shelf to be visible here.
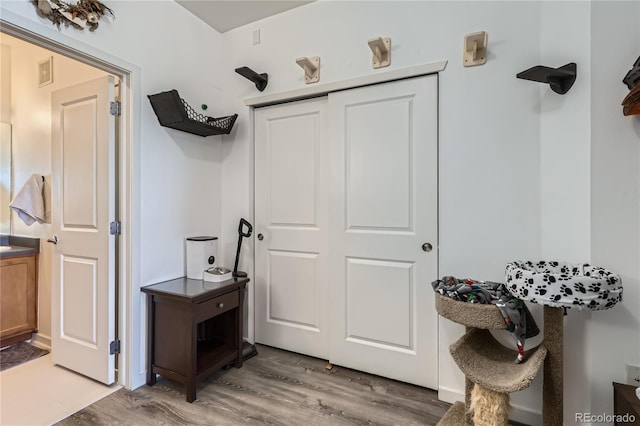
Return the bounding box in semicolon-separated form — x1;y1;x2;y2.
517;62;577;95
148;90;237;137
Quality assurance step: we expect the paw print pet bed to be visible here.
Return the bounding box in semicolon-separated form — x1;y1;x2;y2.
505;261;622;310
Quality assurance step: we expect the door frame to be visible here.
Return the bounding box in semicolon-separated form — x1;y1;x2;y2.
0;11;142;390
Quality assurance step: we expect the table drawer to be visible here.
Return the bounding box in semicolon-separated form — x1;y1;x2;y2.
195;290;239;322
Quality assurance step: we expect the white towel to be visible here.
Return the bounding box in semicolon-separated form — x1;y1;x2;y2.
10;174;46;226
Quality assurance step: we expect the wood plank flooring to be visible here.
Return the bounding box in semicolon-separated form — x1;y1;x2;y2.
57;344;450;425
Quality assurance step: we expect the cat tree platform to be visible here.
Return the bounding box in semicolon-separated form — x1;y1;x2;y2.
450;328;547;394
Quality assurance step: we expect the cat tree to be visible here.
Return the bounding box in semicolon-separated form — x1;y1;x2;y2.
435;261;622;426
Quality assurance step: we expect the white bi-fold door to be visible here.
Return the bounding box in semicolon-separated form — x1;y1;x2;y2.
255;75;438;388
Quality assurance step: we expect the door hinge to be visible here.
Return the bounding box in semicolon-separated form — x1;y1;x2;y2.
109;339;120;355
110;220;121;235
110;101;121;116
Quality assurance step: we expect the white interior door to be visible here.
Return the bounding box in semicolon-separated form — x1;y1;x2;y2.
254;97;329;359
328;76;439;388
51;75;116;385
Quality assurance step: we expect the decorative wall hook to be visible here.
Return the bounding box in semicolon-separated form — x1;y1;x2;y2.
367;37;391;69
296;56;320;84
463;31;487;67
235;66;268;92
516;63;577;95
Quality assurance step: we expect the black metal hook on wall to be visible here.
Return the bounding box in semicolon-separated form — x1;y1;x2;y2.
235;67;268;92
517;63;577;95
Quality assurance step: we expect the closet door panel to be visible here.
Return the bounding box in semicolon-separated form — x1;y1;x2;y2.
328;75;439;389
254;97;329;359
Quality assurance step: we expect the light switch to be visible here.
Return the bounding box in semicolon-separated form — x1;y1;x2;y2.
252;29;261;45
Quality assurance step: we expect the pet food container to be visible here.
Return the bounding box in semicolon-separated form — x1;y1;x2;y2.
186;236;218;279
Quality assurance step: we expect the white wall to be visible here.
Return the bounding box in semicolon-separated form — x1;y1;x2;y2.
0;44;10;123
0;0;225;389
539;3;594;424
590;1;640;424
1;33;107;345
535;3;640;424
0;44;11;234
220;1;543;423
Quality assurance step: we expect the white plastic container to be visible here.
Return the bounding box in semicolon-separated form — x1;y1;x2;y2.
186;236;218;279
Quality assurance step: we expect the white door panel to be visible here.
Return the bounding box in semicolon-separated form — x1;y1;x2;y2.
51;75;116;385
328;76;438;388
346;97;412;230
255;98;329;358
346;258;414;350
268;250;320;330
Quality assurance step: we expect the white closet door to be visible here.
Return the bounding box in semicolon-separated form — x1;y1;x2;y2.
254;97;329;359
328;76;439;388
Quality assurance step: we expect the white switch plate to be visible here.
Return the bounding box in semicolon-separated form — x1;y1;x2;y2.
626;364;640;386
252;29;261;45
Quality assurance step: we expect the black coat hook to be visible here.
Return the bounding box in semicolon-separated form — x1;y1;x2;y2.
235;67;268;92
517;63;577;95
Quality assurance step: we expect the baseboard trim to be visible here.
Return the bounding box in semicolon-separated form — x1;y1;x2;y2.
31;333;51;350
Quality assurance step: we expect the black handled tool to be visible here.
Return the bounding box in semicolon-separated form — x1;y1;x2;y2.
233;218;253;278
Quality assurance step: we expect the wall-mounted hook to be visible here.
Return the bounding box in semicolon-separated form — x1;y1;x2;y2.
517;63;577;95
235;66;268;92
367;37;391;69
296;56;320;84
463;31;487;67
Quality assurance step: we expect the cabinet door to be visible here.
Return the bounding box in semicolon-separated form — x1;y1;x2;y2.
0;255;37;339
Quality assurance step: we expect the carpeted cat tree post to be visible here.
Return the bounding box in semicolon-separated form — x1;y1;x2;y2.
434;294;548;425
435;261;622;426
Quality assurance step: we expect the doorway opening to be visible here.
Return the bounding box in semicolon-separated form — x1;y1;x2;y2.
0;16;136;423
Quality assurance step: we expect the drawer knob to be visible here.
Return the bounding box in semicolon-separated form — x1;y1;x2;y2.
217;302;224;308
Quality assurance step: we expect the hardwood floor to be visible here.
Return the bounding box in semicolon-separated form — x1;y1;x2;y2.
57;344;450;425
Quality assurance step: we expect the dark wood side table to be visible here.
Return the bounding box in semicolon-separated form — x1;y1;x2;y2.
142;276;249;402
613;382;640;425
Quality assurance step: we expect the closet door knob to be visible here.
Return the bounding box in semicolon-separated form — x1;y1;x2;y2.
47;236;58;245
257;234;264;241
422;242;432;252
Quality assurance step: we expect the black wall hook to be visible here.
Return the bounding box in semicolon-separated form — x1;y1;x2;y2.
517;62;577;95
235;67;268;92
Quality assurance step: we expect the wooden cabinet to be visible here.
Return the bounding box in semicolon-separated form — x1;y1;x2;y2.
613;382;640;424
142;277;249;402
0;254;38;346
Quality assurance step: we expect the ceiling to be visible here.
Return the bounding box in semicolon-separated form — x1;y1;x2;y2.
176;1;314;33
